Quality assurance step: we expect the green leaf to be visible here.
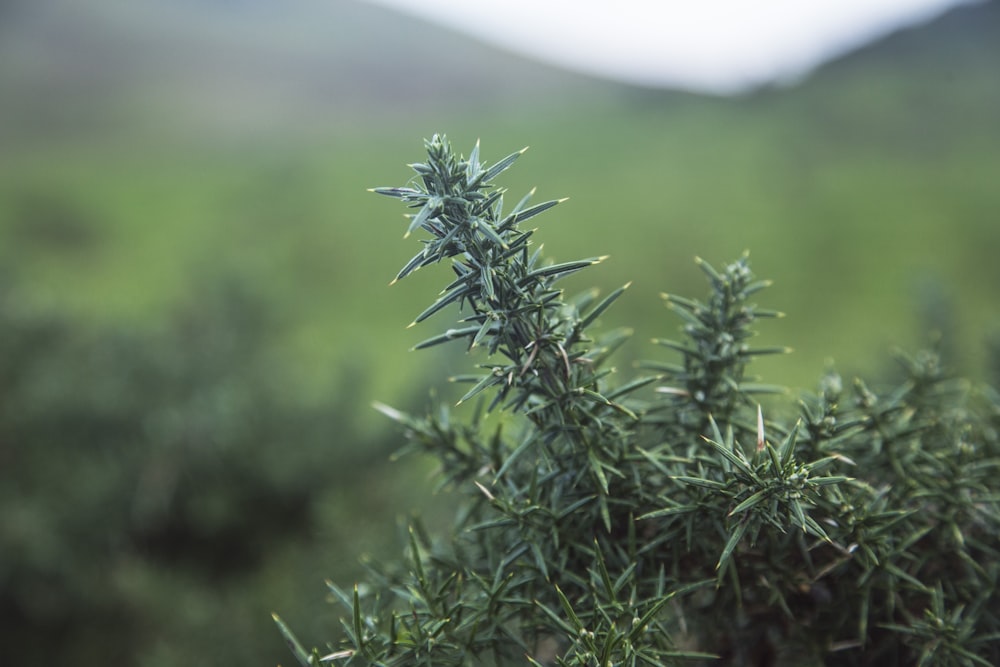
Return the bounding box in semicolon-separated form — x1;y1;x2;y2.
352;584;364;652
593;544;616;600
597;492;612;533
411;285;470;324
694;255;723;284
650;337;690;355
325;580;353;611
509;187;535;215
405;196;439;238
802;514;832;541
393;250;434;283
370;186;422;198
522;257;606;284
703;436;758;481
580;388;636;419
729;488;769;516
578;282;631;332
627;596;672;641
465;138;481;184
474;218;510;249
738;382;787;395
493;433;536;482
884;562;930;591
717;518;751;573
638;503;699;520
743;279;774;295
672;475;728;491
471;316;496;349
480;146;528;183
790;499;808;532
660;293;701;311
413;325;480;350
408;526;426;586
765;442;782;473
810;475;850;486
555;495;596;520
472;188;503;217
554;584;585;632
666;300;707;328
707;414;725;445
663;650;722;660
456;370;505;405
534;599;579;637
604;374;659;401
478;263;496;301
741;345;793;357
272;613;315;667
777;419;800;465
529;540;550;580
497;198;563;231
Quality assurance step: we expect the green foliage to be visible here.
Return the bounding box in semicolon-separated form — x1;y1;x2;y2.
0;277;400;666
282;135;1000;666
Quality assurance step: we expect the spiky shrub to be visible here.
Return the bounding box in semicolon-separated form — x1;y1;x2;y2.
275;135;1000;666
0;280;398;667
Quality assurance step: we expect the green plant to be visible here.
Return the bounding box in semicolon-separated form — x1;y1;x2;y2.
276;135;1000;666
0;277;404;667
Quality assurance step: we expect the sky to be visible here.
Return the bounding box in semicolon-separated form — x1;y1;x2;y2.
361;0;978;94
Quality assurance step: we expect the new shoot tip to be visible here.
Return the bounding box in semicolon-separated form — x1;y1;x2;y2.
756;404;766;452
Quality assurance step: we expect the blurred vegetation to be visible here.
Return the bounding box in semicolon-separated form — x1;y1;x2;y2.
0;1;997;665
0;276;428;665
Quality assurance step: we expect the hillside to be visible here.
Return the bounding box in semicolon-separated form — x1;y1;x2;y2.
1;0;996;146
0;0;609;147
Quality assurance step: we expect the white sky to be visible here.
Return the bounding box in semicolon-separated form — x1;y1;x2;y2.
362;0;976;94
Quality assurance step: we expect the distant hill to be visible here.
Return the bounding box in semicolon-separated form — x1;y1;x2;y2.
0;0;607;146
823;0;998;69
1;0;996;147
798;0;999;97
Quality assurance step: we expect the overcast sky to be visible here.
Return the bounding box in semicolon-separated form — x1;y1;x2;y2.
362;0;977;94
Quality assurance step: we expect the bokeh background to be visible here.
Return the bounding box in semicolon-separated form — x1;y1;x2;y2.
1;1;998;665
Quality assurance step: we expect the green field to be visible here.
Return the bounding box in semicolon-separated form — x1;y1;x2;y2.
4;84;998;404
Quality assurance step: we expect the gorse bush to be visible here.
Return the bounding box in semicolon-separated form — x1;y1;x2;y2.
276;135;1000;666
0;279;400;667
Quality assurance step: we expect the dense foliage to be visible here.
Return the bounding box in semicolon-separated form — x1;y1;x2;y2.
0;278;400;666
278;136;1000;666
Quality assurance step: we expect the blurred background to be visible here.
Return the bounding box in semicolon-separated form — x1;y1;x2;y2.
1;0;998;664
